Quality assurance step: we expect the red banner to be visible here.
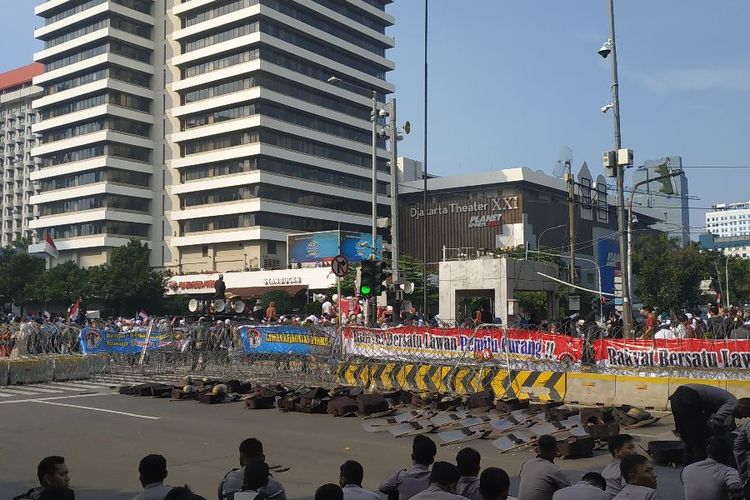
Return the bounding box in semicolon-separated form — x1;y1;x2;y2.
342;326;583;363
594;338;750;369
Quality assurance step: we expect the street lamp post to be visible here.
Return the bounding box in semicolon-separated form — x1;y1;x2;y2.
600;0;632;337
531;248;604;320
537;224;567;260
627;170;684;303
327;76;379;258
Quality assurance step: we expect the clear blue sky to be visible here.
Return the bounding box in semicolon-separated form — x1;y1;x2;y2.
2;1;749;236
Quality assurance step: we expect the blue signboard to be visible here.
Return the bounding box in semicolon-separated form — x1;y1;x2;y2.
340;231;382;262
287;231;382;264
596;239;621;295
239;325;332;355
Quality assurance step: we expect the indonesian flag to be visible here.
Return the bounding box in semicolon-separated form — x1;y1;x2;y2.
68;298;82;322
138;310;149;321
44;232;59;257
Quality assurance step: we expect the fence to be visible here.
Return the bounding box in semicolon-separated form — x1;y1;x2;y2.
2;319;750;392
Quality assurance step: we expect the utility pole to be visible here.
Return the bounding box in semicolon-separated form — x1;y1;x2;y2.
604;0;632;337
370;91;378;259
566;160;576;284
388;98;402;320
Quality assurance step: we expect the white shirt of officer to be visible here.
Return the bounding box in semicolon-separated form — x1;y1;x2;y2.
551;481;609;500
410;484;468;500
456;475;481;500
132;482;173;500
517;456;570;500
612;484;661;500
342;484;380;500
681;457;742;500
602;459;626;496
220;468;286;500
379;464;431;500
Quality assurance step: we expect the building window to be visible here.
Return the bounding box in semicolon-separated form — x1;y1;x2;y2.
202;245;209;257
267;241;277;254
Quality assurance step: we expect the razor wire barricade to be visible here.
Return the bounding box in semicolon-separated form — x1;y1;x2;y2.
80;319;342;387
3;318;750;390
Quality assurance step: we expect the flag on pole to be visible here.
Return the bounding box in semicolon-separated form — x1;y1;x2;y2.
68;298;81;322
44;232;59;257
138;310;149;322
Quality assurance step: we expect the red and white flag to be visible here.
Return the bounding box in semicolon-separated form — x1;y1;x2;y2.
138;310;149;322
68;298;81;322
44;232;59;257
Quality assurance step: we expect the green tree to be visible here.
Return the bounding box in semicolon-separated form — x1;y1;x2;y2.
631;233;707;313
104;240;166;315
702;251;750;305
261;290;293;316
32;260;89;304
0;249;45;311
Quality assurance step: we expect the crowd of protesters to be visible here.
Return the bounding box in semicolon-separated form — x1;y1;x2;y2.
15;430;750;500
526;303;750;341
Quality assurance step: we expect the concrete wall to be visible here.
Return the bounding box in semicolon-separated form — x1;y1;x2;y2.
439;257;558;325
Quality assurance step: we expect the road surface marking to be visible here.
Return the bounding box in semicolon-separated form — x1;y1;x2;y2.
0;393;110;405
0;387;39;396
30;400;160;420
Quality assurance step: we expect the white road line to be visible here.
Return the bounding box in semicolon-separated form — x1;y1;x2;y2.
8;386;63;394
0;392;14;398
55;381;112;390
0;393;112;405
32;384;89;392
30;400;160;420
0;387;40;396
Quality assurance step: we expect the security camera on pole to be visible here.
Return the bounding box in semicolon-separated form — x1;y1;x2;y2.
599;0;634;338
378;99;410;320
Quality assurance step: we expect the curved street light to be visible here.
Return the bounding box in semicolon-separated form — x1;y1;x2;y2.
537;224;567;260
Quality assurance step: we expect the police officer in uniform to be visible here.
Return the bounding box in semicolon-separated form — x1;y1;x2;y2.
669;384;750;463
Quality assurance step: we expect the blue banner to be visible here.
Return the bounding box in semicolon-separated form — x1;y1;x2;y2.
79;326;176;354
596;238;621;295
287;230;382;264
239;325;332;355
340;232;382;262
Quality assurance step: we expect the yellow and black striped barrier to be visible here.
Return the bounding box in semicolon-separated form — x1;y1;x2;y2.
335;362;566;402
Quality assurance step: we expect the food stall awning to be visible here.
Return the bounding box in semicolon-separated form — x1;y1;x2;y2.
227;285;307;298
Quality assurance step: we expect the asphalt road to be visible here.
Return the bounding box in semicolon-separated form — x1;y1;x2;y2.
0;388;688;500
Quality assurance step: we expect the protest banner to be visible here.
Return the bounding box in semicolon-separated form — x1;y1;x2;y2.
594;338;750;369
239;325;332;356
342;326;583;364
79;326;177;354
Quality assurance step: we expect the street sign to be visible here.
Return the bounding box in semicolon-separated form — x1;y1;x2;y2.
568;295;581;311
331;254;349;277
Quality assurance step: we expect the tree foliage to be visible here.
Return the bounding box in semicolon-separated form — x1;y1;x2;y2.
2;239;166;315
0;249;45;307
632;233;712;312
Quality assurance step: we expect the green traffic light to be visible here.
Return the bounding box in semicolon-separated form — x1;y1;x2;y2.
360;285;372;295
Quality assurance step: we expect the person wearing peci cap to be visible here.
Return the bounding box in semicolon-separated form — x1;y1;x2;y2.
215;274;226;299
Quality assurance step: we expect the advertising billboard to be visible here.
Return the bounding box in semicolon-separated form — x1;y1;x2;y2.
287;231;382;265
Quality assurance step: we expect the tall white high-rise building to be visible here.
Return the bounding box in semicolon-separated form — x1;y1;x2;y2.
0;63;44;248
29;0;395;272
701;201;750;258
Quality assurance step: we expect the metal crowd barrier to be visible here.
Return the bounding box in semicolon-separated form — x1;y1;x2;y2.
1;318;749;390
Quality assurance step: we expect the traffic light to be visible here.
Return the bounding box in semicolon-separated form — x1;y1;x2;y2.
359;259;385;297
655;161;676;195
372;260;385;296
359;260;374;296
